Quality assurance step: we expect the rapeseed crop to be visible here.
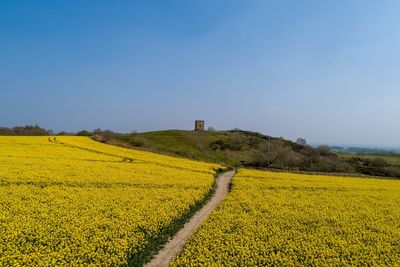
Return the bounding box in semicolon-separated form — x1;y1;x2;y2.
0;136;220;266
173;169;400;266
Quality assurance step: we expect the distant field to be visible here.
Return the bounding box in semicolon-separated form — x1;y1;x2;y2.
0;137;220;266
173;169;400;266
337;152;400;165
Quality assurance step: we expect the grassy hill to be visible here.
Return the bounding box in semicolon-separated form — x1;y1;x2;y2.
92;130;355;173
95;130;245;166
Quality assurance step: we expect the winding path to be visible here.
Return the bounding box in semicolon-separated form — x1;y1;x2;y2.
145;171;235;267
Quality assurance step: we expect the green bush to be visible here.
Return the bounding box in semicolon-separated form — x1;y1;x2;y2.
76;130;92;136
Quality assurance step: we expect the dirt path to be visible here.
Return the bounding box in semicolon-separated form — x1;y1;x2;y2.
145;171;235;267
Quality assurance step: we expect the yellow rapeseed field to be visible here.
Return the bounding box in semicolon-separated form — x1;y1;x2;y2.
172;169;400;266
0;136;221;266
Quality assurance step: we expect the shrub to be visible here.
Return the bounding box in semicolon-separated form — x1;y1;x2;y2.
128;135;148;147
76;130;92;136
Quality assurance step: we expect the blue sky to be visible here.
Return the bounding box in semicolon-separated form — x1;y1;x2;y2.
1;1;400;146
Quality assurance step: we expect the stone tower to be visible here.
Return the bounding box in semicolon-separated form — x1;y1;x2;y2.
195;120;205;131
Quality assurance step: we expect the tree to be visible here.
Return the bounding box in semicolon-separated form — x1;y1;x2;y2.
372;157;388;168
296;137;307;145
226;135;246;150
76;130;92;136
317;145;331;156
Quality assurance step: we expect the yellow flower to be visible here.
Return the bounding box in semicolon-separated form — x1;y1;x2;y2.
0;136;221;265
172;169;400;266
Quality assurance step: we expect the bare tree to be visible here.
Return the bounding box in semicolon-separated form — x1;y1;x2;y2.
296;137;307;145
317;145;331;156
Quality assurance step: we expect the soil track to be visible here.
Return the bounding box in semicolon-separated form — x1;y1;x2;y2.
145;171;235;267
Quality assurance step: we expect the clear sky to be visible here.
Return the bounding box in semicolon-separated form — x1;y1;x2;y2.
1;1;400;146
